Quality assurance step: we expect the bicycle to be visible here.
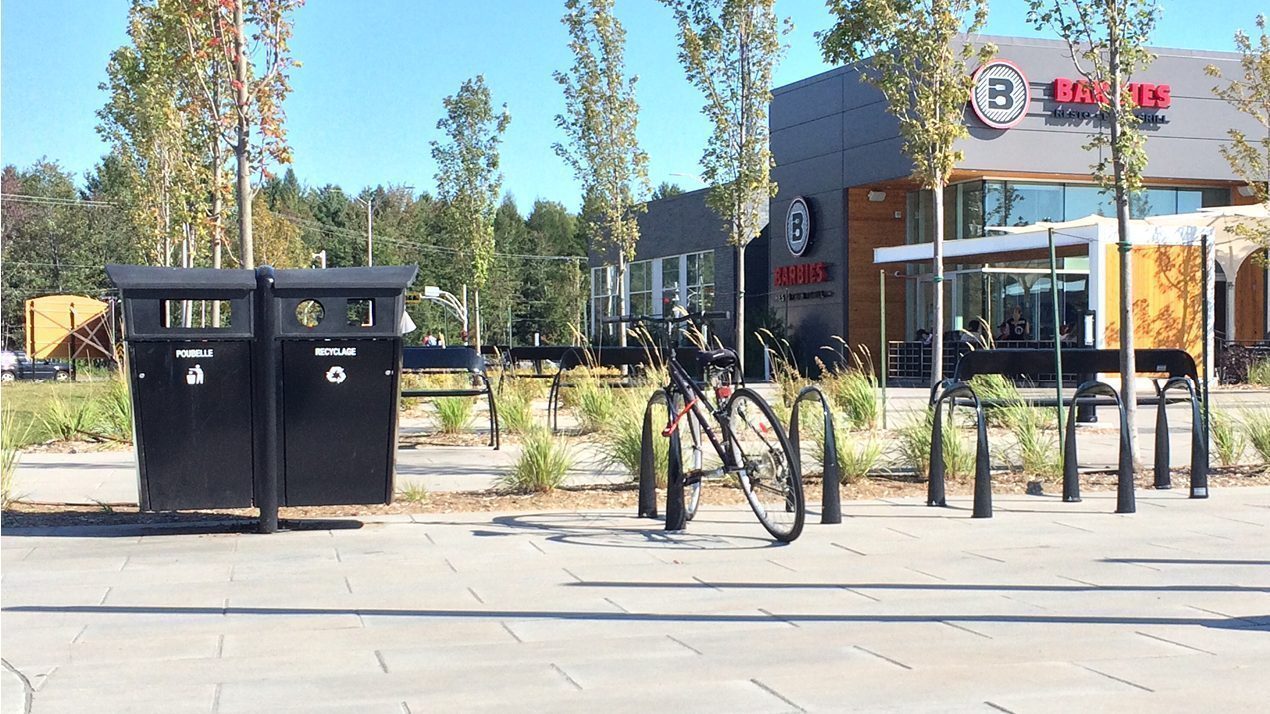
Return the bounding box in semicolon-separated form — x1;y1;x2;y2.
603;311;805;542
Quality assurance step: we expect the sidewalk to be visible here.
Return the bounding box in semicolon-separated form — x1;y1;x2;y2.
3;488;1267;712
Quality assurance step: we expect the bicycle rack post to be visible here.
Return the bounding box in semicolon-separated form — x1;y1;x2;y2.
1157;376;1208;499
1152;380;1172;490
1063;381;1134;513
637;391;668;519
929;382;990;517
790;385;841;525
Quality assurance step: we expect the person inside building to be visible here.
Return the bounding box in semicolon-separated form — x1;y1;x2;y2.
967;317;994;349
998;305;1031;342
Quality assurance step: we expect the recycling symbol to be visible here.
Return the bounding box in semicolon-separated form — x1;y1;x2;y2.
325;366;347;384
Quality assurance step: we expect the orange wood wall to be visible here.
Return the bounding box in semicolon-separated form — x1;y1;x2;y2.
1235;252;1267;341
1101;244;1205;359
845;187;908;362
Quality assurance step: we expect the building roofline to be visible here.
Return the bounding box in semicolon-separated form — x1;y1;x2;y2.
774;33;1243;96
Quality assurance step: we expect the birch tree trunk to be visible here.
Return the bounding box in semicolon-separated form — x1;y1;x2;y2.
233;1;254;269
931;183;946;387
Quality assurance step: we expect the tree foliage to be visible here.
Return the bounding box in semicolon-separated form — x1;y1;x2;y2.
554;0;650;308
1029;0;1162;469
431;75;511;291
819;0;992;385
663;0;788;363
1207;14;1270;248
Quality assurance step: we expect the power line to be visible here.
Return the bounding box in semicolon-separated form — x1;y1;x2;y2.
1;193;117;208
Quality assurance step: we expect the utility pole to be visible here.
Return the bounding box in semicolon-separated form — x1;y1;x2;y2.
355;197;374;266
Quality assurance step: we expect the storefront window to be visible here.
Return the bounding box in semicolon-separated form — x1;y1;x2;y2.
629;260;653;317
660;256;681;312
985;181;1064;227
590;265;617;339
1063;184;1116;219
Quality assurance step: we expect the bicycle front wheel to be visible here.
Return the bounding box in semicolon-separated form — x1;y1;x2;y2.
671;393;704;521
723;388;804;542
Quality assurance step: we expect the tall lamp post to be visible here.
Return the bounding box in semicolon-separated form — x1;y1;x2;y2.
356;186;413;267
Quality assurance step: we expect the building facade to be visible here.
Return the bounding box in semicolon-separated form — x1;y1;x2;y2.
591;35;1269;373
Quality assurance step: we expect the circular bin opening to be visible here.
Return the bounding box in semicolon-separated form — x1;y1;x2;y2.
296;299;325;328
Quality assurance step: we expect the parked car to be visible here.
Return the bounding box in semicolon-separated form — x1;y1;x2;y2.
0;351;71;382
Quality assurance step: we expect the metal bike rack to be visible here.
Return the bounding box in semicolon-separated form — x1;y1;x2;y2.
928;381;992;518
788;384;842;524
1151;377;1209;498
1062;381;1134;514
637;389;687;531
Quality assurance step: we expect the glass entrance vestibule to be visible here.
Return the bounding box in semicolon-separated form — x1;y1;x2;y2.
905;257;1092;344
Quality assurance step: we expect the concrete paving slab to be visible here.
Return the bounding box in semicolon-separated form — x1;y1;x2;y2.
3;487;1268;712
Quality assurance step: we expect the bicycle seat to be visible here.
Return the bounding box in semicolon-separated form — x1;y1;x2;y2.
698;348;738;369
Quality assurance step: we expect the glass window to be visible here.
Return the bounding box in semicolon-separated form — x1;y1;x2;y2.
591;265;618;339
685;251;715;312
1131;187;1178;217
1063;184;1115;220
986;181;1064;227
660;256;682;313
960;181;984;239
629;260;653;317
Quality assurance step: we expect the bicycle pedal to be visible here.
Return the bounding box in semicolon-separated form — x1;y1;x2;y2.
683;471;703;485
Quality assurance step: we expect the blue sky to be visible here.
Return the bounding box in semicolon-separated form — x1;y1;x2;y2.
1;0;1260;212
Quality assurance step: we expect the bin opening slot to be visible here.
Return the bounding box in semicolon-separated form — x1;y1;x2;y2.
296;299;325;328
347;299;374;327
162;299;233;329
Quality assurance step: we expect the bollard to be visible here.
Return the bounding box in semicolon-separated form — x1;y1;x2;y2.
790;385;842;525
664;426;686;531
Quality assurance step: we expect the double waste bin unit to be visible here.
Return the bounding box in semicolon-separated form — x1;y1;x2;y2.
107;264;418;532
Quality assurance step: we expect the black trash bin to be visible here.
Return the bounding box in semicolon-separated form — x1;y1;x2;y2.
106;265;259;511
261;266;418;507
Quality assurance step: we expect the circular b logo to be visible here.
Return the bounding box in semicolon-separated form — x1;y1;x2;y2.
786;197;812;256
970;60;1030;130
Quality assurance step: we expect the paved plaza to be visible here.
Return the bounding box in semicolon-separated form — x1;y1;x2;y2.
3;485;1268;713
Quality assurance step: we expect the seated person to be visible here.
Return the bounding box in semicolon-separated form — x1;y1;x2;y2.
998;306;1031;341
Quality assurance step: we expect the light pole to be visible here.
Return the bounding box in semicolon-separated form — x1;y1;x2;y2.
356;186;413;267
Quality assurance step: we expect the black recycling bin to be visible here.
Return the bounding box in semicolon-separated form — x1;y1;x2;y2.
262;266;418;507
106;265;260;511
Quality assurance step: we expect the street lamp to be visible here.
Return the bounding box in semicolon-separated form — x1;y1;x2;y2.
421;285;468;339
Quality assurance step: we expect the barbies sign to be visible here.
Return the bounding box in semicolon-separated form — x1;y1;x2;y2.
774;262;829;287
1052;78;1171;108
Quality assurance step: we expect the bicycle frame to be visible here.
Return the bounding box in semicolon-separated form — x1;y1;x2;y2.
662;349;738;475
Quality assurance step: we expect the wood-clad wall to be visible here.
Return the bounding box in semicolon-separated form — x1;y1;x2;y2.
845;187;908;363
1101;244;1205;359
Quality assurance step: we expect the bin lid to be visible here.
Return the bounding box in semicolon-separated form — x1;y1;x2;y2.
106;265;257;291
270;265;418;291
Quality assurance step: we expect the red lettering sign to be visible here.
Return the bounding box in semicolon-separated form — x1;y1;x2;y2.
1051;78;1171;109
774;262;830;287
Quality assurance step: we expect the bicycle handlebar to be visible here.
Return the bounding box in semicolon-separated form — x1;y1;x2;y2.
601;310;730;325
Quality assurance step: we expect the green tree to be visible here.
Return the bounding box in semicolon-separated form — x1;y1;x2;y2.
554;0;650;347
1207;14;1270;248
651;181;685;200
663;0;788;366
1030;0;1161;469
98;0;211;268
431;75;511;306
819;0;994;387
183;0;301;269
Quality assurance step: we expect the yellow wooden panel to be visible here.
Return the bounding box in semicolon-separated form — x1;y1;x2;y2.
1101;244;1204;361
24;295;111;360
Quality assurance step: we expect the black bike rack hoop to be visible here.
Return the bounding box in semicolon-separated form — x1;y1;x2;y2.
928;381;992;518
636;389;688;531
788;384;842;524
1062;381;1134;514
1151;377;1209;498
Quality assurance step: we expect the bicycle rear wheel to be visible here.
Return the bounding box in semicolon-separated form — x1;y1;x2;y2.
723;388;804;542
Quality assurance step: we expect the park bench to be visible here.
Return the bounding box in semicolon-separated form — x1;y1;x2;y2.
401;346;499;449
928;347;1208;519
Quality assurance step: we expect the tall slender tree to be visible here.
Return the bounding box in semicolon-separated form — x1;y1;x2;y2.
554;0;650;347
819;0;994;388
1207;14;1270;248
183;0;301;269
431;75;511;297
98;0;210;268
1030;0;1160;469
662;0;788;366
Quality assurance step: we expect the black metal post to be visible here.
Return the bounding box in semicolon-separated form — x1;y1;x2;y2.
255;266;279;534
791;385;841;525
1153;381;1172;489
928;400;947;507
971;405;992;519
637;392;662;519
1188;380;1209;498
1115;395;1135;514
